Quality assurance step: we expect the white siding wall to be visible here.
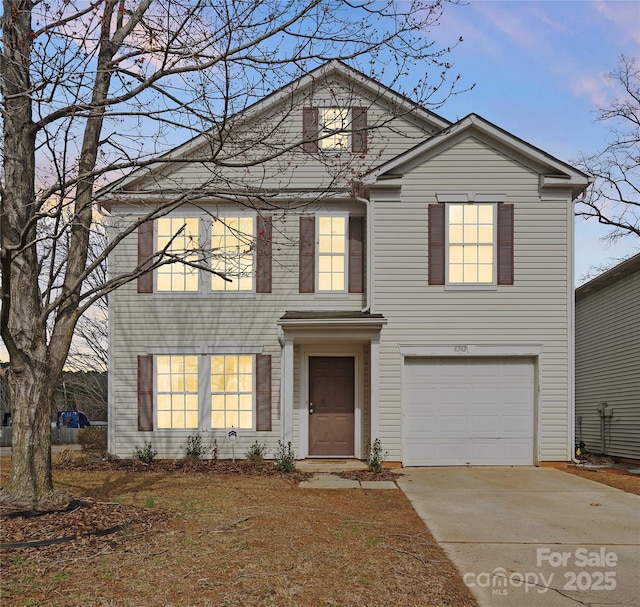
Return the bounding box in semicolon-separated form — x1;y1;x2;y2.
371;136;574;462
575;267;640;460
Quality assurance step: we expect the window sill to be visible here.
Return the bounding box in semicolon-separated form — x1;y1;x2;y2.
150;291;257;298
444;284;498;292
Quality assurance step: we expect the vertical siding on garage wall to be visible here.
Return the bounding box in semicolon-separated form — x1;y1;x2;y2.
575;268;640;460
370;136;573;462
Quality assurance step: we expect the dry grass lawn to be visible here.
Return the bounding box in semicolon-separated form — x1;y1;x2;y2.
1;455;477;607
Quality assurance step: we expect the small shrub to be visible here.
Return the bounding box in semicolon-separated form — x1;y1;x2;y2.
53;447;76;466
274;441;296;472
366;438;387;474
78;426;107;452
133;442;157;464
245;441;268;465
184;434;205;459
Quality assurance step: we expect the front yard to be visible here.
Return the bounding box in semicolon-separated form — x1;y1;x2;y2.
1;455;476;607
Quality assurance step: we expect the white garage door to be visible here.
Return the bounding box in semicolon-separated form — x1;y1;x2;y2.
403;357;534;466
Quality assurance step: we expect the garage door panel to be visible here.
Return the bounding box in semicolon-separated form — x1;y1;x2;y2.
503;414;533;434
469;441;500;462
438;414;469;433
403;357;534;466
501;440;534;464
471;415;500;434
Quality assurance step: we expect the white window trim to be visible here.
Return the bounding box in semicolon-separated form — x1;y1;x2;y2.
315;212;349;294
155;215;202;294
155;354;201;431
318;107;351;152
209;353;256;432
444;202;498;288
153;352;258;433
210;213;257;294
153;214;258;295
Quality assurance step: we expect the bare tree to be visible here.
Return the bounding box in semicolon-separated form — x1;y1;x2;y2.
576;55;640;243
1;0;465;503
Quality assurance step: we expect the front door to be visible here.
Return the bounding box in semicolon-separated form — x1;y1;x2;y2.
308;356;355;456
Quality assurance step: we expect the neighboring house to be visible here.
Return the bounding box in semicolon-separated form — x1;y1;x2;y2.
575;253;640;461
103;61;590;465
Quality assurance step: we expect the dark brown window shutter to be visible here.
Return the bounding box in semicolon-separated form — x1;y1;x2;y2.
256;214;272;293
497;203;514;285
137;220;154;293
351;107;368;154
299;216;315;293
256;354;272;431
428;204;445;285
138;355;154;431
349;216;364;293
303;107;319;153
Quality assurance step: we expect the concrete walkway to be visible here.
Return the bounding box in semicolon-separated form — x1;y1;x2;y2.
299;473;397;489
396;467;640;607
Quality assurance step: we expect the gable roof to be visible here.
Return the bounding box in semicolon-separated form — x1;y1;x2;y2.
102;60;451;197
363;113;591;200
576;253;640;299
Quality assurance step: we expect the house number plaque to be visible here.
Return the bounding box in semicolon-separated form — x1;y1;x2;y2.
454;345;469;353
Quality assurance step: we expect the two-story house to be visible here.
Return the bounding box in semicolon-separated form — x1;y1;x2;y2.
103;61;590;466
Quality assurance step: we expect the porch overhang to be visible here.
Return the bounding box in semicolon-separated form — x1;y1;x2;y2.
278;311;386;344
277;311;386;456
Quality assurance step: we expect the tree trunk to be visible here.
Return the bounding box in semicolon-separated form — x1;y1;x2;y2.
2;359;62;504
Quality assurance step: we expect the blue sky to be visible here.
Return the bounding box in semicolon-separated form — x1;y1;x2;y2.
426;0;640;283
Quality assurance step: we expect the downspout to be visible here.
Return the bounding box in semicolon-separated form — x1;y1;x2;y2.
570;183;592;464
354;195;372;313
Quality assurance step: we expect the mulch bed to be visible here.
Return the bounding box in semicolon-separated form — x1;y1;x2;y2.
59;451;314;482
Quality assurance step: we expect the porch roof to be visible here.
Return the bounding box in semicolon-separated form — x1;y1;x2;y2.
278;311;386;342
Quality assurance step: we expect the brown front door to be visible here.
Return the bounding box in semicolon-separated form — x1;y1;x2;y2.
308;356;355;456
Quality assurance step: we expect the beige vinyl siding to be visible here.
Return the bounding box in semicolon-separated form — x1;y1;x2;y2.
117;84;434;197
109;201;367;458
107;78;436;459
575;266;640;460
371;136;573;462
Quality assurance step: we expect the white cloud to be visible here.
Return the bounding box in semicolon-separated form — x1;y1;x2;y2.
593;0;640;47
569;72;613;106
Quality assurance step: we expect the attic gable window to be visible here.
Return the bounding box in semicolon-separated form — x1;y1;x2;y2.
320;108;350;150
303;106;367;153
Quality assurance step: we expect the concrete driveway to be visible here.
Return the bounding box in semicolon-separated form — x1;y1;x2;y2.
396;467;640;607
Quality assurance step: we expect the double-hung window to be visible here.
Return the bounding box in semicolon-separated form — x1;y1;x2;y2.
447;203;495;285
144;215;262;294
156;355;199;429
428;200;513;287
156;218;200;292
317;215;347;292
211;216;255;291
143;353;270;433
210;355;254;429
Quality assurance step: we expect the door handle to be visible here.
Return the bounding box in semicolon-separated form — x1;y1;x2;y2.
309;402;314;414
